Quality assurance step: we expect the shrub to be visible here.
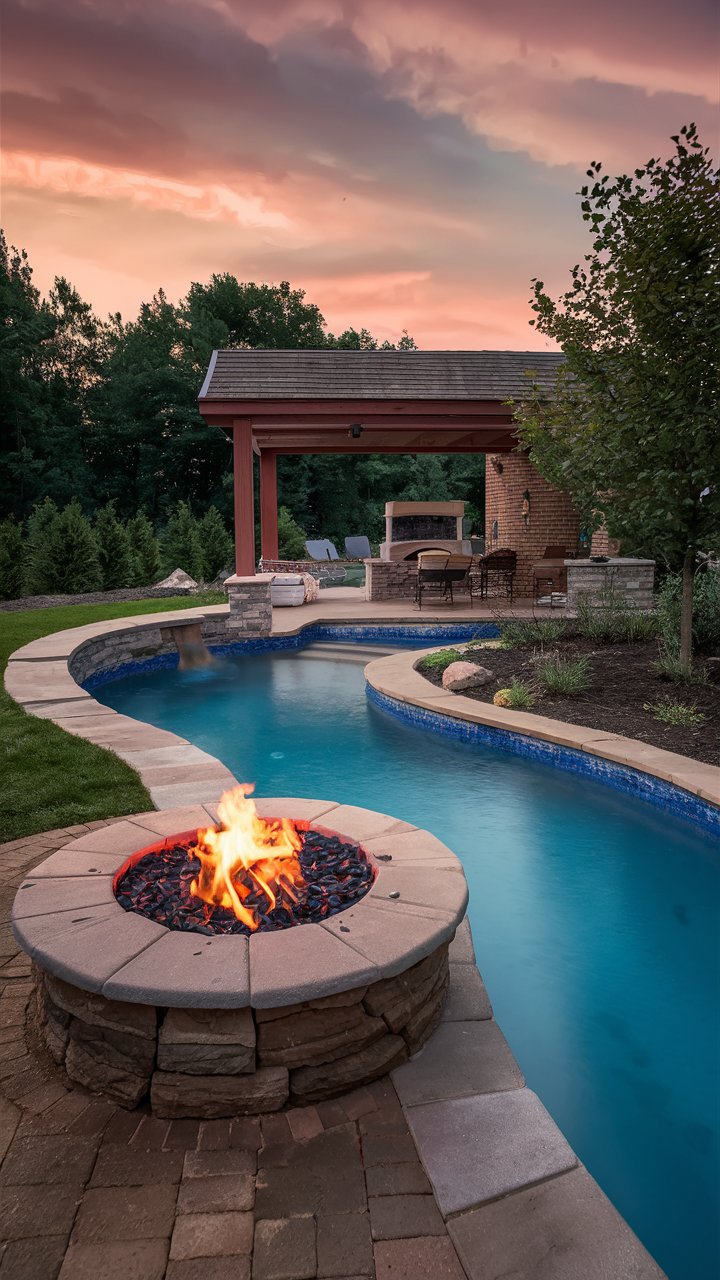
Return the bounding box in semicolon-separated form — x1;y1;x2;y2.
94;501;133;589
643;697;706;728
417;648;464;674
650;645;710;686
493;679;535;710
0;518;25;600
277;506;308;560
127;511;161;586
22;497;59;594
534;652;591;696
656;570;720;657
497;616;567;650
198;506;234;581
160;501;202;579
29;500;102;594
575;588;657;643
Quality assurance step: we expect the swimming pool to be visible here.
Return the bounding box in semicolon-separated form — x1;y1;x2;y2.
94;642;720;1279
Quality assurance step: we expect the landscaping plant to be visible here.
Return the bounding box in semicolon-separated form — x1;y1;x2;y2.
28;500;102;594
198;506;234;580
417;648;464;674
0;518;25;600
656;569;720;658
515;124;720;670
497;616;567;650
127;511;162;586
643;697;706;728
534;652;591;696
575;588;657;643
493;679;535;710
160;501;203;579
94;501;133;589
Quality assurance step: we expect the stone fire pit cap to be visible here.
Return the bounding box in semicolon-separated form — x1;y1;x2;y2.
13;799;468;1009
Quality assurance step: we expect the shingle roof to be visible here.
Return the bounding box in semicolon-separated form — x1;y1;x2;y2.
199;349;564;402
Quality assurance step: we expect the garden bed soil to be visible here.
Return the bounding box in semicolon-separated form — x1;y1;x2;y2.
420;639;720;766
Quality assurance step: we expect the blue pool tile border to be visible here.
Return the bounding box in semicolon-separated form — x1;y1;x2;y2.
82;623;495;690
367;685;720;839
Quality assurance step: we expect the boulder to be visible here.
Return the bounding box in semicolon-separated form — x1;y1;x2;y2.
442;661;494;691
153;568;198;590
151;1066;289;1118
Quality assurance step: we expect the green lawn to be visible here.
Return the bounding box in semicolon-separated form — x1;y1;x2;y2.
1;594;225;843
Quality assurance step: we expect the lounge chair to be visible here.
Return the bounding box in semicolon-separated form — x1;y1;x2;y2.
305;539;341;561
344;536;372;560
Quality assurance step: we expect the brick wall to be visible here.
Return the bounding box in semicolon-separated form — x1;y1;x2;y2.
484;453;582;597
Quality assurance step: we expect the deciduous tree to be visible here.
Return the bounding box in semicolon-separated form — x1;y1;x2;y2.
515;124;720;667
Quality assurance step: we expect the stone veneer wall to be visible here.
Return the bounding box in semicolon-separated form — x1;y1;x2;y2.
225;574;274;636
484;452;582;597
68;616;233;685
565;559;655;612
33;942;450;1117
365;560;417;601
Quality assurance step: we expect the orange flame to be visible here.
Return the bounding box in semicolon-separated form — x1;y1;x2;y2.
191;785;303;930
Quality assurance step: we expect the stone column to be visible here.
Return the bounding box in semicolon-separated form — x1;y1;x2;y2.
565;559;655;612
225;574;274;635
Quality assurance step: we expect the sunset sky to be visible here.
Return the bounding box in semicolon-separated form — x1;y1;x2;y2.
2;0;718;348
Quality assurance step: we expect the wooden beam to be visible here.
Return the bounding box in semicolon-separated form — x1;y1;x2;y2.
232;419;255;576
199;398;513;419
259;450;278;562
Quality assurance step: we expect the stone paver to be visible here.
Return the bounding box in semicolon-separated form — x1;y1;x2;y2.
253;1215;316;1279
406;1089;578;1216
448;1166;667;1279
373;1237;467;1279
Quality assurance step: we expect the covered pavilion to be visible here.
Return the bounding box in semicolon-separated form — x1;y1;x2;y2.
197;348;572;581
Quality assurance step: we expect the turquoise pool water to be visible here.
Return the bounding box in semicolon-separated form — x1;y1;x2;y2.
95;646;720;1279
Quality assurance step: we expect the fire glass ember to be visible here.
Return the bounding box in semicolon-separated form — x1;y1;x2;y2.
114;785;375;936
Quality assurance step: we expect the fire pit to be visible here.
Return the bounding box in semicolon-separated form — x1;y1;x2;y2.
13;794;468;1118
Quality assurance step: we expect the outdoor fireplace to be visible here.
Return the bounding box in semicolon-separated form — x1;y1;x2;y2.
14;792;467;1117
380;500;471;561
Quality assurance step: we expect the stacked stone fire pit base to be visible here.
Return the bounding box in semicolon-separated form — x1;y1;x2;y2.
15;800;467;1118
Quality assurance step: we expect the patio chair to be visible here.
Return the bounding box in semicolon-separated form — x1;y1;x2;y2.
344;536;372;560
305;539;341;561
416;553;474;610
478;548;517;602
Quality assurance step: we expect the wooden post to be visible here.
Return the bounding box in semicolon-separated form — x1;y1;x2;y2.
260;450;279;562
233;420;255;576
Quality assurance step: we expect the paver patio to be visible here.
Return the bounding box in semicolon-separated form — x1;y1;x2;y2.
0;823;466;1280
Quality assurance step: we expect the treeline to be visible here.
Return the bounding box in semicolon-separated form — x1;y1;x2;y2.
1;234;485;553
0;498;310;600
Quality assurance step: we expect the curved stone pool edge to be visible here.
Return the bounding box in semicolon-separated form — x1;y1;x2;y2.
5;605;718;827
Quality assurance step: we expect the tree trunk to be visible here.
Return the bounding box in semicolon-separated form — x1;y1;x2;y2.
680;549;695;671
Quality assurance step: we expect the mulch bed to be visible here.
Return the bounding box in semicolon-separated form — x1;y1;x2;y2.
420;639;720;766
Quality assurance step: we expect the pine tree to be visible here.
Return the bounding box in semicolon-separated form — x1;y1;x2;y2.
30;500;102;593
23;496;59;594
0;518;25;599
277;506;308;559
94;501;133;589
127;511;161;585
197;506;234;581
160;501;202;579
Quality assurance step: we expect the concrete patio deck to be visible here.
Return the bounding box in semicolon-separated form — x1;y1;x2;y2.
269;587;556;634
